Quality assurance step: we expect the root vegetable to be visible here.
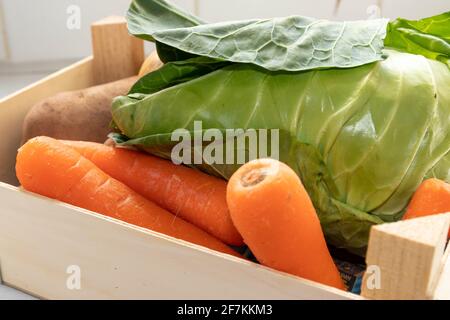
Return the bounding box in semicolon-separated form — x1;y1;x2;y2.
62;140;244;246
16;136;239;257
226;159;345;290
21;76;137;145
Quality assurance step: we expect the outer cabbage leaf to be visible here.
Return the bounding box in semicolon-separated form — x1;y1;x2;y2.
127;0;388;72
127;0;203;41
127;0;204;62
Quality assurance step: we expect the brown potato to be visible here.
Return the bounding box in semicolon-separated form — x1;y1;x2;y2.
21;76;137;145
138;51;163;77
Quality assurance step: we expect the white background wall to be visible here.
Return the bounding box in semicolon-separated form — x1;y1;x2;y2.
0;0;449;64
0;0;6;61
199;0;450;22
0;0;194;63
0;36;5;61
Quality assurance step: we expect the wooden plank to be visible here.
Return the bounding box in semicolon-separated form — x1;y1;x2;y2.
0;57;95;186
361;213;450;300
91;16;144;84
432;245;450;300
0;183;357;300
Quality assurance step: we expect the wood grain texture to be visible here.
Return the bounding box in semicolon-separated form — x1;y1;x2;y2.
432;245;450;300
91;16;144;84
361;213;450;300
0;183;358;300
0;57;95;186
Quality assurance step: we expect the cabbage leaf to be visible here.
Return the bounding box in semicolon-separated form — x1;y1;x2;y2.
128;0;388;71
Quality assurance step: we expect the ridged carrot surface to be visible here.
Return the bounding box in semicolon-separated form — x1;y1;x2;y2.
226;159;345;290
62;140;243;246
16;137;239;257
403;178;450;238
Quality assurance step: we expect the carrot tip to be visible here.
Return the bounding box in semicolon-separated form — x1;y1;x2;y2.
241;168;268;187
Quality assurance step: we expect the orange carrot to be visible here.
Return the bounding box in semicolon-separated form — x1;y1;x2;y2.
16;136;239;257
226;159;345;290
61;140;243;246
403;178;450;238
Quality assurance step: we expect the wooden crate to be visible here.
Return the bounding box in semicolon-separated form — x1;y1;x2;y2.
0;16;448;300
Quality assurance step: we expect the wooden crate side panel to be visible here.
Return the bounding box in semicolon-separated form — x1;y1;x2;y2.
0;57;95;186
0;183;357;300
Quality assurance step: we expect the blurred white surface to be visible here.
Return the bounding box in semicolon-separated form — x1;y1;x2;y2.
199;0;449;21
0;72;49;97
0;27;5;61
0;0;194;64
0;0;449;65
0;59;70;96
0;284;35;300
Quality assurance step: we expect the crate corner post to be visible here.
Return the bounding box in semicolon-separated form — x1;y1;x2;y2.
361;213;450;300
432;236;450;300
91;16;145;85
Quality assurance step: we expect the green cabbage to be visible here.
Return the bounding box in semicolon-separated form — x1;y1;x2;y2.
112;1;450;254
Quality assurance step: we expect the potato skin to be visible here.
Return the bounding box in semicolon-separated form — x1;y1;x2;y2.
138;51;163;77
21;76;137;145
